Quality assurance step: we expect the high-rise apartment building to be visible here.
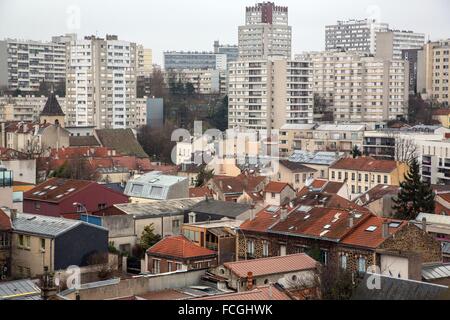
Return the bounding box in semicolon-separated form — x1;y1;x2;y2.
0;95;66;122
0;38;69;92
164;51;227;70
325;19;389;54
376;30;425;60
228;57;313;131
165;69;228;95
137;46;153;76
214;41;239;64
418;39;450;106
65;35;140;128
238;2;292;60
299;51;409;123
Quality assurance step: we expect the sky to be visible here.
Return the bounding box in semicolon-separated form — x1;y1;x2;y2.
1;0;449;64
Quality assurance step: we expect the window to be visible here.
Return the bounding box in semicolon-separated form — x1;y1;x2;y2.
172;219;180;230
175;263;182;271
97;203;107;210
358;257;366;273
295;174;300;183
130;184;143;194
377;175;381;184
34;202;40;210
247;240;255;256
340;254;347;270
168;262;172;272
320;250;328;265
262;241;269;257
40;238;46;251
18;235;24;247
365;174;369;182
0;233;10;249
331;171;335;179
352;173;355;181
153;259;160;273
149;186;163;198
338;172;342;180
271;192;276;199
384;175;388;184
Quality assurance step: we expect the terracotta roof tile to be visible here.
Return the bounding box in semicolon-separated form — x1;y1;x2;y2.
435;202;450;216
341;216;407;249
189;187;213;198
240;206;283;233
264;182;292;193
212;174;266;194
23;178;94;203
223;254;318;278
0;209;12;231
147;235;217;259
330;157;398;173
354;185;400;206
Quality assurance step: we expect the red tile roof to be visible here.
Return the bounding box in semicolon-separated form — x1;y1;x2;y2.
147;235;217;259
211;174;266;194
298;179;345;196
189;187;213;198
296;192;372;214
341;216;407;249
195;285;292;300
354;185;400;206
435;202;450;216
24;178;94;203
0;209;12;231
330;157;398;173
264;182;292;193
240;206;283;233
223;253;318;278
270;206;372;241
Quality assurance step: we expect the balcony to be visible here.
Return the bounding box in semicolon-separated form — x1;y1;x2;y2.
206;242;218;251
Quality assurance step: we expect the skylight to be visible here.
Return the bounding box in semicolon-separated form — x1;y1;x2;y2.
389;222;401;228
320;230;330;237
366;226;377;232
67;188;76;192
266;206;279;213
324;224;331;230
304;215;311;220
354;213;363;218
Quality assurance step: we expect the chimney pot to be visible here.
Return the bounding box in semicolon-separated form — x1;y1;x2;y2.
247;271;254;290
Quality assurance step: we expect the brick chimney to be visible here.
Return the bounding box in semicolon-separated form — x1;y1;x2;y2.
246;271;254;290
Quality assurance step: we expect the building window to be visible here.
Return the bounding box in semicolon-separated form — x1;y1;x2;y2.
340;254;347;270
168;262;172;272
377;175;381;184
331;171;335;179
247;240;255;256
384;175;388;184
271;192;276;199
365;174;369;182
338;172;342;180
295;174;300;183
0;233;10;249
175;263;182;271
352;173;355;181
34;202;40;210
97;203;107;210
262;241;269;257
172;219;180;231
358;257;366;273
320;250;328;265
18;235;24;248
153;259;160;274
40;238;46;251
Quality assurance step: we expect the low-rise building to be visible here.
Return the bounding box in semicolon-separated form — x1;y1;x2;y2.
188;199;256;223
329;157;408;198
23;178;129;218
0;209;12;279
125;171;189;203
207;174;267;202
146;235;218;274
263;182;296;206
353;185;401;217
273;160;318;191
287;150;344;179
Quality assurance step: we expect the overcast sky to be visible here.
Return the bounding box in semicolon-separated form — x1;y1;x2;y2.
1;0;449;64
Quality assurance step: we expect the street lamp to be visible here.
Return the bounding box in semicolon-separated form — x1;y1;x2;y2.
73;202;89;224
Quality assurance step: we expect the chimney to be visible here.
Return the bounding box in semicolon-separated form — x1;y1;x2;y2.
246;272;254;290
280;208;288;221
422;217;427;233
382;220;389;238
10;209;17;221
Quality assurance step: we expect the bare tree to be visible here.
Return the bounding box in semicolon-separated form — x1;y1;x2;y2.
395;136;418;163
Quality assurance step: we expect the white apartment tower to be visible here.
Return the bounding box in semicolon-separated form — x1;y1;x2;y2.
228;57;313;130
238;2;292;60
0;38;68;92
299;51;409;123
65;35;143;128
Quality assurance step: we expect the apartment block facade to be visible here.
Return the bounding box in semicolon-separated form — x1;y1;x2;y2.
65;35;141;128
0;38;68;92
164;51;227;70
228;58;313;131
376;30;425;60
418;39;450;106
0;95;66;122
238;2;292;60
300;51;409;123
165;69;228;95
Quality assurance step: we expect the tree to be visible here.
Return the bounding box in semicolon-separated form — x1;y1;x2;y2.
350;145;362;159
139;224;162;253
150;68;167;98
208;95;228;131
195;167;214;187
49;156;100;181
137;122;177;164
392;158;435;220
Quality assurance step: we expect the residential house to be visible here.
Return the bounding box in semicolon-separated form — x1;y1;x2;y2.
189;187;213;198
125;171;189;203
329;157;408;198
177;163;203;187
207;174;267;202
353;185;401;217
414;213;450;244
10;212;108;278
297;179;349;200
0;166;13;208
92;198;203;253
274;160;318;191
213;254;318;293
23;178;129;218
182;219;242;264
263;182;296;206
195;284;293;300
146;235;218;274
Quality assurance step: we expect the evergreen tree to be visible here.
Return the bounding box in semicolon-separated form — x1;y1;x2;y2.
392;158;435;220
350;145;362;159
195;167;214;187
139;224;162;252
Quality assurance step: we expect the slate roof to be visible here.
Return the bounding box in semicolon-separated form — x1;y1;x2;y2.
69;135;101;147
279;160;317;173
40;93;65;116
352;273;448;300
0;279;42;300
113;198;203;218
12;213;106;238
95;129;148;158
147;235;217;259
190;199;252;218
223;253;318;278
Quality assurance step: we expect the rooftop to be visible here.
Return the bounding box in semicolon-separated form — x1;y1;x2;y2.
147;235;217;259
211;174;266;194
124;171;187;200
264;181;293;193
422;263;450;281
288;150;343;166
95;128;148;158
0;208;12;231
23;178;94;203
12;213;106;238
279;160;317;173
190;199;252;219
113;198;203;218
354;185;400;206
240;206;284;233
195;285;292;300
330;157;399;173
223;253;318;278
40;92;65;117
0;279;42;300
